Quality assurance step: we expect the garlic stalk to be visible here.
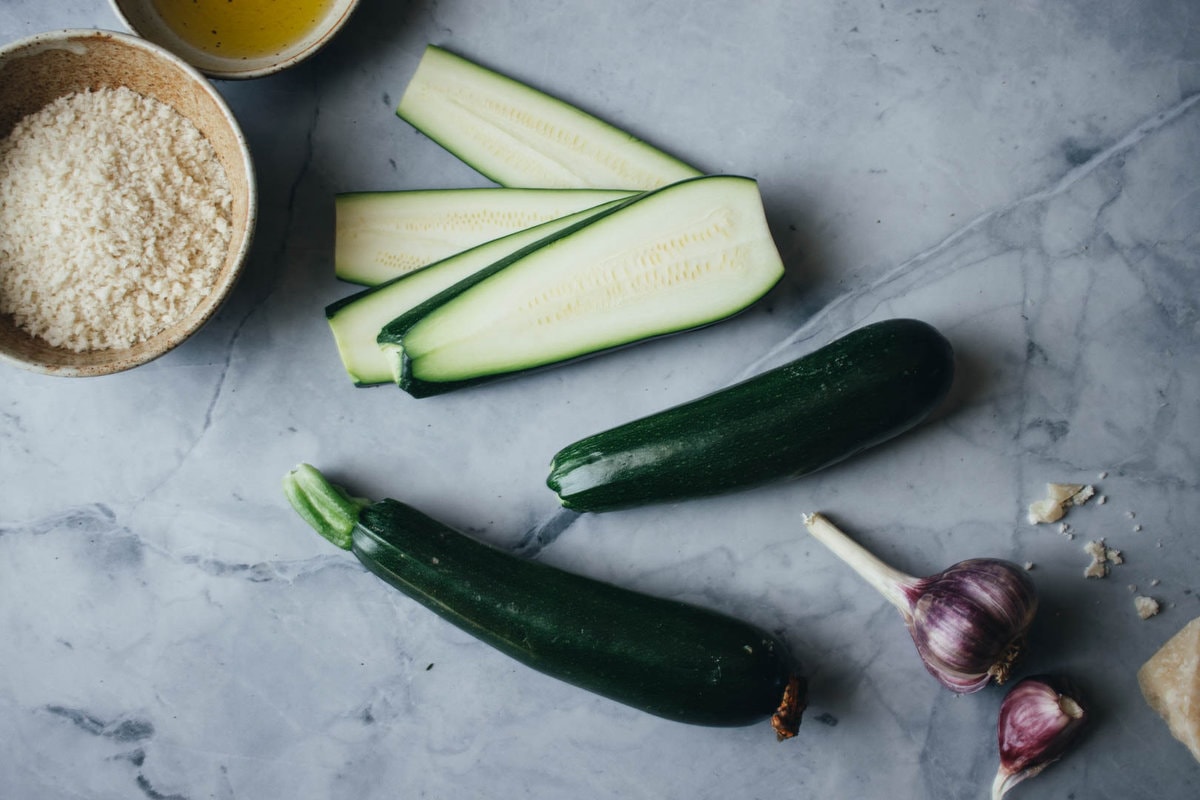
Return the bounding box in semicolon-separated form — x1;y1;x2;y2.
802;513;1038;693
992;675;1088;799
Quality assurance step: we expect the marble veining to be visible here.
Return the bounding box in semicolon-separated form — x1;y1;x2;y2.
2;1;1199;799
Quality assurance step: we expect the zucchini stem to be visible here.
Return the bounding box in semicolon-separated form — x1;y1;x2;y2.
283;463;371;550
771;673;806;740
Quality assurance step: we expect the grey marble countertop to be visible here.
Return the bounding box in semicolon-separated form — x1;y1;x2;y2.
2;2;1198;798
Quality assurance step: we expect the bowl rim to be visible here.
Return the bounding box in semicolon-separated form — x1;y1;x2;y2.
107;0;363;80
0;28;258;378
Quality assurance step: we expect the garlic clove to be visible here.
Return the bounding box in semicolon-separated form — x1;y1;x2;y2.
992;675;1088;799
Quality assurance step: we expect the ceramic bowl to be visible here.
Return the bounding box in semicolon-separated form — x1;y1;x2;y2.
0;29;256;377
109;0;361;80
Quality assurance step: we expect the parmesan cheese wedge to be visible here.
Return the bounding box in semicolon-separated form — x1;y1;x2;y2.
1138;616;1200;763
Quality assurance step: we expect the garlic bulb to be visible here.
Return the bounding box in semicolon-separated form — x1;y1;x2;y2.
802;513;1037;692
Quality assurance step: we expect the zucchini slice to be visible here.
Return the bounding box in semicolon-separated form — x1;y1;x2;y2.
283;464;805;737
327;197;633;385
336;187;635;285
378;175;785;397
547;319;956;512
396;45;702;190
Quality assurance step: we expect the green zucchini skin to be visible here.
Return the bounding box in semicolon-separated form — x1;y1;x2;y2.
352;498;804;733
547;318;955;512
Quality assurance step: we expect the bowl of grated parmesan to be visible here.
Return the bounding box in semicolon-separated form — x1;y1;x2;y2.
0;29;256;377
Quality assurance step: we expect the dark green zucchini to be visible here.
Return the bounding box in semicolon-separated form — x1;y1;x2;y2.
547;318;955;512
283;464;805;737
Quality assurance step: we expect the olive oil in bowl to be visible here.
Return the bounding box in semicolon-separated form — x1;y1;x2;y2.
153;0;337;60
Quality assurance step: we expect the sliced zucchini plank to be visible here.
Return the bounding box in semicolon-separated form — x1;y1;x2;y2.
336;187;635;285
396;45;702;190
327;197;632;385
378;175;784;397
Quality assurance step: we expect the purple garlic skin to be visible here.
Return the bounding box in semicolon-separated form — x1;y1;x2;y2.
993;675;1088;799
903;558;1039;693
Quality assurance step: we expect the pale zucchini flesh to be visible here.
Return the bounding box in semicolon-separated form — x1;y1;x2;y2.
336;187;634;285
327;198;633;385
396;45;702;190
382;176;784;395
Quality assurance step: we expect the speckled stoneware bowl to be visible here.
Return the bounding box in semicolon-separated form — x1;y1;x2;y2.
0;29;256;377
110;0;361;80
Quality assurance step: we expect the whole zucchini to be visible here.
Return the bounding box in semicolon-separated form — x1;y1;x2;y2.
283;464;805;738
547;318;955;512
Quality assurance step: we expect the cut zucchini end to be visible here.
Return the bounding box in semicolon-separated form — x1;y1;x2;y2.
381;341;457;397
282;464;370;550
326;307;394;387
379;342;407;386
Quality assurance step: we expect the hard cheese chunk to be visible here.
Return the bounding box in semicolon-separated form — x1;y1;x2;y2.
1138;616;1200;763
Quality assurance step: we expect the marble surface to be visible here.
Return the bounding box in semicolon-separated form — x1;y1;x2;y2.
2;1;1198;797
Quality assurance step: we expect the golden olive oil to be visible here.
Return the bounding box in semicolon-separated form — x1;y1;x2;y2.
154;0;337;60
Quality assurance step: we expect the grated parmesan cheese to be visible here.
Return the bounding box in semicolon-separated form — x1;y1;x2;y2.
0;87;232;352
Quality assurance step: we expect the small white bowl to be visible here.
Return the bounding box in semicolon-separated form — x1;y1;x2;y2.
0;29;256;377
109;0;362;80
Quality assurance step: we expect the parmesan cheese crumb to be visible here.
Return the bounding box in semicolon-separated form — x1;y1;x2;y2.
1135;596;1162;620
1084;540;1108;578
1083;538;1123;578
1028;498;1066;525
1051;483;1083;503
1028;483;1096;524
